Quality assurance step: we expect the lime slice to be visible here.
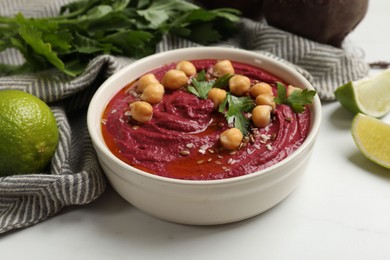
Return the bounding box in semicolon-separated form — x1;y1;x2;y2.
351;113;390;169
334;69;390;118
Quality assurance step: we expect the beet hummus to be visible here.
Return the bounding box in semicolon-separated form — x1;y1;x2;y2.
102;59;312;180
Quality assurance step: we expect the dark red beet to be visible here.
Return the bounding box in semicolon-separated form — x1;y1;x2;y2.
262;0;369;47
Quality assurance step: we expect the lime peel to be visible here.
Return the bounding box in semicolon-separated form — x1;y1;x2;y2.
335;69;390;118
351;113;390;169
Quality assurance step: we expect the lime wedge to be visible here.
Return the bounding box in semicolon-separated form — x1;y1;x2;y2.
335;69;390;118
351;113;390;169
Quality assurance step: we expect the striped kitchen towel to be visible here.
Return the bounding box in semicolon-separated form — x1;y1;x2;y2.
0;0;369;233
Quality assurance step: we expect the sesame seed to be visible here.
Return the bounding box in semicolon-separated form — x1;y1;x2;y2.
127;89;138;97
247;148;254;155
198;149;206;155
227;158;239;165
124;110;131;116
179;149;190;156
199;145;208;151
186;143;195;148
259;134;271;143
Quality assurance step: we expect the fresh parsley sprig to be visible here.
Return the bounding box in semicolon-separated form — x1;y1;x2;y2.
0;0;240;76
187;70;232;99
274;82;316;113
218;93;255;136
187;70;214;99
187;70;254;135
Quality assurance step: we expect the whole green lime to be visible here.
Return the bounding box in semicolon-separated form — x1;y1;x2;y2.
0;89;59;176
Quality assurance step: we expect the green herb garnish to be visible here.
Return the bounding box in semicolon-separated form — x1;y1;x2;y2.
187;70;255;135
187;70;215;99
187;70;233;99
274;82;316;113
218;93;255;135
213;73;233;88
0;0;240;76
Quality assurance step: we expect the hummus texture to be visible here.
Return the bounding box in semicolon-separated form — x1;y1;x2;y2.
102;60;311;180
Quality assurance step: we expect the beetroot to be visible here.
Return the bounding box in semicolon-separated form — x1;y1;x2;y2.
262;0;369;47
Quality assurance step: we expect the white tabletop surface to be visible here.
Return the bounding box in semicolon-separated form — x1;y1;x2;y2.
2;1;390;259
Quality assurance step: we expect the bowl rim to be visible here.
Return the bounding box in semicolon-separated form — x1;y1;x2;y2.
87;46;322;186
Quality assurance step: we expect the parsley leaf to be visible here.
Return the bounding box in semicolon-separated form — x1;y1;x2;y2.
14;14;70;75
213;73;233;88
274;82;316;113
137;0;199;30
219;93;255;135
187;70;215;99
188;70;233;99
169;8;240;44
274;82;287;105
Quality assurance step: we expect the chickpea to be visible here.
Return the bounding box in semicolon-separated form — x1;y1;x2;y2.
137;73;159;93
250;82;273;98
162;69;188;90
252;105;272;128
220;128;243;151
176;60;197;77
255;94;276;111
287;85;302;97
140;83;165;104
229;75;251;96
130;101;153;123
213;60;235;77
207;88;227;108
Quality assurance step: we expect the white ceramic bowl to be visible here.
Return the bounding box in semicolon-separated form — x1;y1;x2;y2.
87;47;321;225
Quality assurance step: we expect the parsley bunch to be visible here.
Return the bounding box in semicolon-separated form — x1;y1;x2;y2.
0;0;240;76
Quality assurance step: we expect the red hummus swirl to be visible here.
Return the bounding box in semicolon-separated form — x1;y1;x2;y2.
102;60;311;180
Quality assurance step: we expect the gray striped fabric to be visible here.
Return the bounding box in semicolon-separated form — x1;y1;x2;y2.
0;0;369;233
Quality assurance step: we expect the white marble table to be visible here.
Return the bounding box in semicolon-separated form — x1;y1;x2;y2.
2;1;390;259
